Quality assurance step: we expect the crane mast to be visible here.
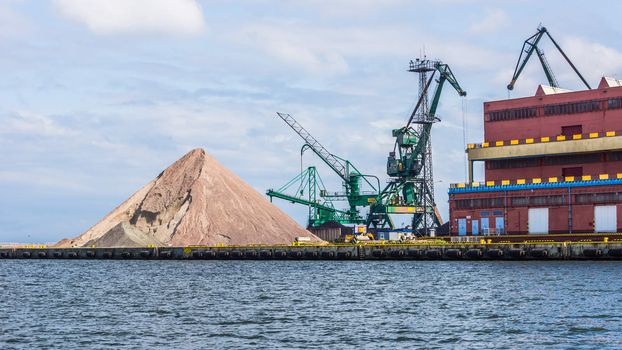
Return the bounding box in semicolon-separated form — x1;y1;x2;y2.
368;58;466;235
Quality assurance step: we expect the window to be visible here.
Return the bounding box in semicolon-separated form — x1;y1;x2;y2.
608;152;622;162
544;100;600;116
562;167;583;177
487;95;622;122
487;158;540;169
543;153;602;166
561;125;582;137
489;107;537;122
510;195;566;207
608;98;622;109
455;198;503;209
575;192;622;204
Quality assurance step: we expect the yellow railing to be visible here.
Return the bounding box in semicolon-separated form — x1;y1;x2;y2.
452;173;622;188
467;130;618;150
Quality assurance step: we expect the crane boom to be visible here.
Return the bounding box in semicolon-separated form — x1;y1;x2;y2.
276;112;348;181
507;25;591;91
413;62;466;158
428;63;467;118
373;58;466;233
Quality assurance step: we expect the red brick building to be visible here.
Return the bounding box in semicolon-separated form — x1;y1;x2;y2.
449;78;622;236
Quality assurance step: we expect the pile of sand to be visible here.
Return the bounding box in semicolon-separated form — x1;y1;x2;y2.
56;148;320;247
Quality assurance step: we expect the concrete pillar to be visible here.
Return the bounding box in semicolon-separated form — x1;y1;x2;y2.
468;160;474;184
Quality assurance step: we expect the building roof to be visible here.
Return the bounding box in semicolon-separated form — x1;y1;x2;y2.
598;76;622;88
535;85;573;96
485;77;622;112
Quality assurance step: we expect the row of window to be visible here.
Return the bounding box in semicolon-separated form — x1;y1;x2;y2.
454;193;621;209
455;198;504;209
486;153;610;170
488;107;537;122
487;98;617;122
575;193;622;204
608;97;622;109
511;196;567;206
609;151;622;161
543;100;601;116
479;210;503;217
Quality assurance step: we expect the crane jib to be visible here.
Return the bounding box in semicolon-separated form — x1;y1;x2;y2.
276;112;347;180
507;25;591;91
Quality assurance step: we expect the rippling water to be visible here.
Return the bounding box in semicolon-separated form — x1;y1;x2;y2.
1;260;622;349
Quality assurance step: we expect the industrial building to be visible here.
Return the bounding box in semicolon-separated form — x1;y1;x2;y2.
449;77;622;236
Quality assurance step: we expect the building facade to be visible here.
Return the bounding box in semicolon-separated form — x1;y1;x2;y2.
449;78;622;236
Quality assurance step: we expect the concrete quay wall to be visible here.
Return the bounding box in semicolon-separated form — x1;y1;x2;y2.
1;242;622;260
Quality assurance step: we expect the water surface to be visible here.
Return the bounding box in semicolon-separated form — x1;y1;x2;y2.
1;260;621;349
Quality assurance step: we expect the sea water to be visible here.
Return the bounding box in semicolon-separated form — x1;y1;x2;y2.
1;260;621;349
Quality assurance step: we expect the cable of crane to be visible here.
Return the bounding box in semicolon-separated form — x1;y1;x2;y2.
461;96;468;183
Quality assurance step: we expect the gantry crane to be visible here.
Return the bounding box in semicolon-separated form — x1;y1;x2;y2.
507;25;591;91
368;58;466;235
267;112;380;227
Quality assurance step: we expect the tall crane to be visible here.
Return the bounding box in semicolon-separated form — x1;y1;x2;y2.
368;58;466;234
507;25;591;91
268;112;379;227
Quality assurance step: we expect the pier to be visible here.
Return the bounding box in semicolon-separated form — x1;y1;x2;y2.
2;241;622;260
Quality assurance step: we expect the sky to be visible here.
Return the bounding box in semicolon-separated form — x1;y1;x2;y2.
2;0;622;243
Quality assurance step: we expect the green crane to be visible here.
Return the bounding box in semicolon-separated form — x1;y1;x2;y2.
268;112;380;227
368;58;466;234
507;25;591;91
267;166;351;226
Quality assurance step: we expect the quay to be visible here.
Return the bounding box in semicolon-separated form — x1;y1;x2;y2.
2;240;622;260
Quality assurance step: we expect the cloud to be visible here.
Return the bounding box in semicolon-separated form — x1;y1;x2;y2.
235;23;350;75
557;36;622;85
469;9;508;34
1;111;71;137
232;20;509;77
52;0;206;36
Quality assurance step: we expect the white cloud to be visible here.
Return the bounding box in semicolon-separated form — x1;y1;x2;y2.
1;111;71;137
469;9;508;34
233;20;509;76
52;0;206;36
236;23;350;74
557;36;622;86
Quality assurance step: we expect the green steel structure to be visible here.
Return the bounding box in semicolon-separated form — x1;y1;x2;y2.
367;59;466;234
268;113;380;227
268;59;464;233
267;166;351;226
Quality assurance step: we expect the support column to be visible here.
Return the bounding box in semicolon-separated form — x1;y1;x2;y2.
468;160;474;184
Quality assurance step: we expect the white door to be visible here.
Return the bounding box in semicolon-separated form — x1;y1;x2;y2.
595;205;617;233
481;218;489;235
528;208;549;234
458;219;467;236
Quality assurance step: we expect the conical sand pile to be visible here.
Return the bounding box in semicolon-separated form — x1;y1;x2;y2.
57;148;320;247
